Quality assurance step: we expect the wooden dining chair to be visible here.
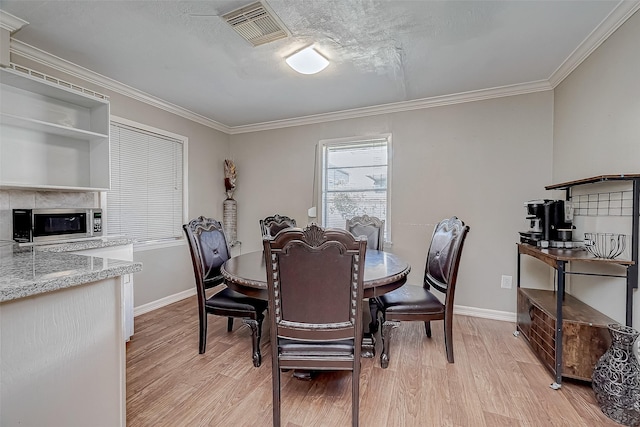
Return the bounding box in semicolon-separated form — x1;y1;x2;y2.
373;216;470;367
263;224;367;427
259;214;297;238
183;216;268;367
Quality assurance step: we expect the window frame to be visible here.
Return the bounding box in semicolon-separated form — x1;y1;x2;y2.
104;116;189;251
316;133;392;245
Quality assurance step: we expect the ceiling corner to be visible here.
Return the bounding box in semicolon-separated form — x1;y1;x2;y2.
0;10;29;33
548;0;640;88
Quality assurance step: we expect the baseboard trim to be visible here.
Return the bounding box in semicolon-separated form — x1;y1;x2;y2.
134;288;195;317
134;290;517;323
454;304;517;323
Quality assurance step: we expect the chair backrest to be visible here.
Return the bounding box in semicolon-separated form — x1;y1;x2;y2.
263;224;367;342
423;217;470;301
183;217;231;294
260;214;297;239
346;214;385;251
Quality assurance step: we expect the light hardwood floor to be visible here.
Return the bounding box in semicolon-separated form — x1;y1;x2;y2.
126;296;618;426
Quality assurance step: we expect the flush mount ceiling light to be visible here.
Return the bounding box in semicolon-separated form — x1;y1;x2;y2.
285;46;329;75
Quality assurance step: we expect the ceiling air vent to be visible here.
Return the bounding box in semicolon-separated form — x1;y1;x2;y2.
222;1;289;47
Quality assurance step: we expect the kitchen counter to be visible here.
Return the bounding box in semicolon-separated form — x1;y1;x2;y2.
0;241;142;302
1;238;140;427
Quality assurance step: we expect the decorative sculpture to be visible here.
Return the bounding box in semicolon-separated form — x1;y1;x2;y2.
224;159;237;200
592;323;640;426
223;159;238;245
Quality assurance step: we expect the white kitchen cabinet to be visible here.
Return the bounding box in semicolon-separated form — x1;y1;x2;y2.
71;243;135;341
0;65;110;191
1;275;126;427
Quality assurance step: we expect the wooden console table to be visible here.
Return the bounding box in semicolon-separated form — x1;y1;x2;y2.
516;243;634;389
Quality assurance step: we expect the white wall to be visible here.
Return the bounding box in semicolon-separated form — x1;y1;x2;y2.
553;10;640;328
230;91;554;315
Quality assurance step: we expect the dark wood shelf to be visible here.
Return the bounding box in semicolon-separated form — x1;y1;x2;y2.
519;288;616;325
545;174;640;190
517;243;634;268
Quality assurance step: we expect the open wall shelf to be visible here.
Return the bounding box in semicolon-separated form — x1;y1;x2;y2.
0;65;111;191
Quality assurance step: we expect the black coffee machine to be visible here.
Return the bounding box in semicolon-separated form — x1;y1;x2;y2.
520;199;575;248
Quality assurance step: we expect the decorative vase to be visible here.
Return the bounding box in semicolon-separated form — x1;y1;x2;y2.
223;198;238;245
592;323;640;426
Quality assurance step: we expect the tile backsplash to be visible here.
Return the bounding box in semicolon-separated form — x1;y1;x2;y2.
0;190;99;242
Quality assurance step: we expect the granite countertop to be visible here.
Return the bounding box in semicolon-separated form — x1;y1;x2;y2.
0;242;142;303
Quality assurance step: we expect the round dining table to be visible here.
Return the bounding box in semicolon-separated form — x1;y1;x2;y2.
221;249;411;300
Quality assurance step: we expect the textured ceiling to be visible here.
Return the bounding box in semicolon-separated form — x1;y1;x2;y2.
0;1;632;128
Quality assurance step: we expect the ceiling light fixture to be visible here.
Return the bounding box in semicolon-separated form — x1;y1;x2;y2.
285;46;329;75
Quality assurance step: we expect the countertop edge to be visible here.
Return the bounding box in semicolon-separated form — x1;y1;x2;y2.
1;250;143;303
33;237;135;253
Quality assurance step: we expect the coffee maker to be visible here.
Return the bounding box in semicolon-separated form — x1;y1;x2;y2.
520;199;575;248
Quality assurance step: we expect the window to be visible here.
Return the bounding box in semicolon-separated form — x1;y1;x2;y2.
318;135;391;241
107;117;187;245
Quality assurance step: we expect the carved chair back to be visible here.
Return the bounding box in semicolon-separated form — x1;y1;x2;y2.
263;224;367;342
260;214;297;239
183;216;231;299
346;214;385;251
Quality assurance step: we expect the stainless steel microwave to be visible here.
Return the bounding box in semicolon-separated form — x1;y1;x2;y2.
13;208;103;243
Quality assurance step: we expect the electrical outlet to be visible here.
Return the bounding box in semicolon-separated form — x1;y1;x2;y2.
501;275;512;289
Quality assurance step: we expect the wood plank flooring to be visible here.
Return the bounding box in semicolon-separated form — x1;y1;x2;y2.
126;296;618;426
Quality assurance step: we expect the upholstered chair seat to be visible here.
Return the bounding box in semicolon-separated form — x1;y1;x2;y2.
378;285;445;316
204;288;267;312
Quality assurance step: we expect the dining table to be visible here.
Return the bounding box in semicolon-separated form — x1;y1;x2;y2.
221;249;411;358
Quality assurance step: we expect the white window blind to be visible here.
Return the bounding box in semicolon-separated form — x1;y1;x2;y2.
108;121;185;243
319;135;391;239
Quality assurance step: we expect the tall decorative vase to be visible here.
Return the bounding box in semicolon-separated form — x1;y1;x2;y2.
223;198;237;245
592;323;640;426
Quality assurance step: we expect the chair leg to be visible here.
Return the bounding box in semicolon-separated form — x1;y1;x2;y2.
272;356;281;427
243;319;262;367
424;321;432;337
198;311;208;354
380;320;400;369
368;298;379;334
352;360;361;426
227;317;234;332
444;317;454;363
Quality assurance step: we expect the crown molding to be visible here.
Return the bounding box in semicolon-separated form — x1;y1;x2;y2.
0;10;28;33
9;37;551;136
10;39;232;134
548;0;640;88
227;80;553;134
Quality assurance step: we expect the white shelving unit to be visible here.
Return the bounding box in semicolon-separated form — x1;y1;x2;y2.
0;65;110;191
